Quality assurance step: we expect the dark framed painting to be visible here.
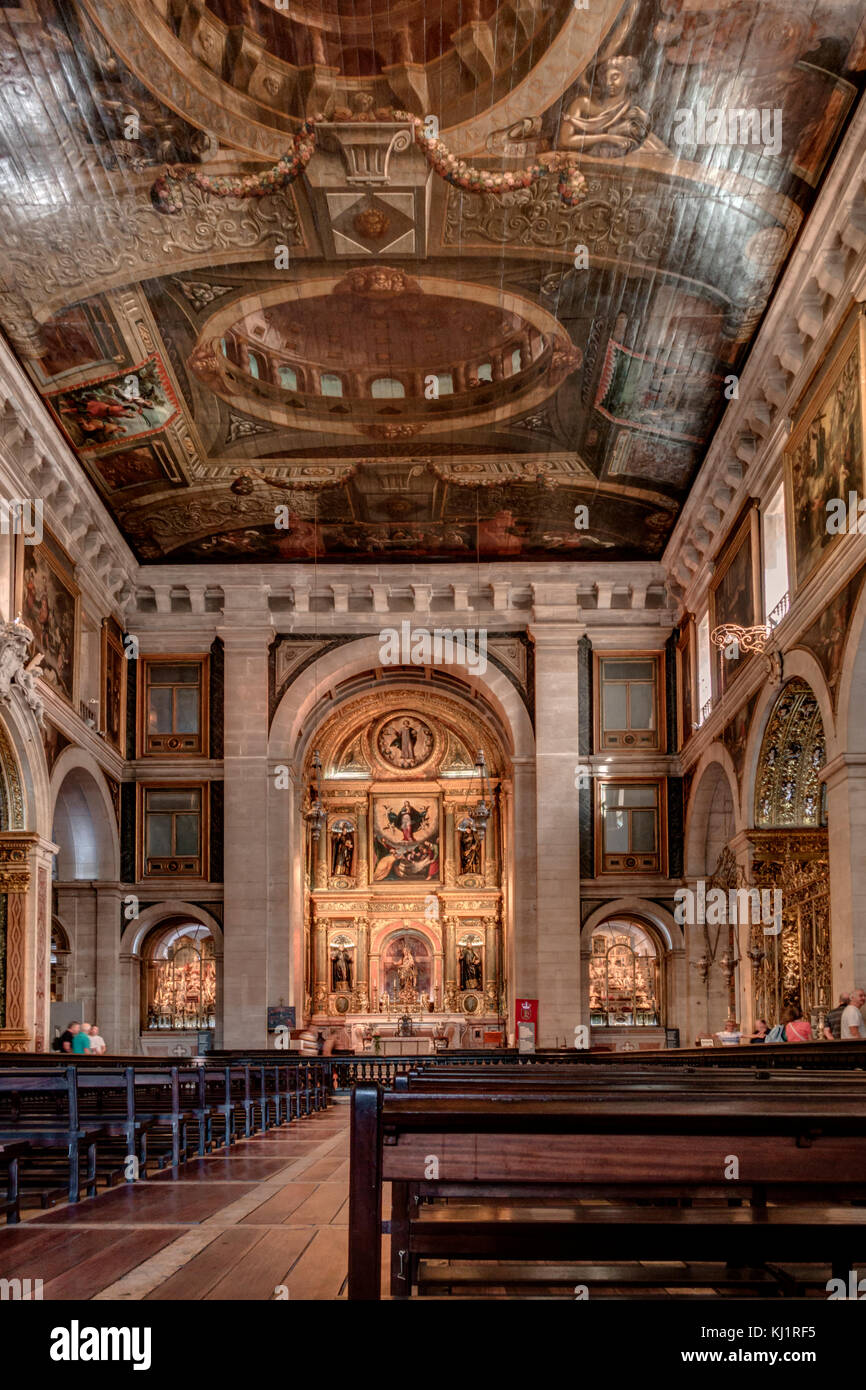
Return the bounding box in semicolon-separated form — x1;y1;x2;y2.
677;617;694;749
371;795;440;884
785;314;866;592
17;528;79;705
101;615;126;753
710;505;761;695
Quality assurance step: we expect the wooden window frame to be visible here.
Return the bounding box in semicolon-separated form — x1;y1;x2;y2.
137;782;209;880
594;776;667;876
594;651;665;753
137;655;209;758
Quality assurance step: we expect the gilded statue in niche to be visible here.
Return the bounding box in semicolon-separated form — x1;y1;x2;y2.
330;939;354;993
458;825;482;876
330;819;355;876
458;942;483;991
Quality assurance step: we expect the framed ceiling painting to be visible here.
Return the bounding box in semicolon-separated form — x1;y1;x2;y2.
785;312;866;593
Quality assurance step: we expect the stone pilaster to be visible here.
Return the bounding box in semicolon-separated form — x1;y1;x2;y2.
529;593;583;1045
218;589;274;1049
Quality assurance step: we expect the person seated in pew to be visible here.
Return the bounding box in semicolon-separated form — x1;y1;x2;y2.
71;1022;93;1054
88;1023;106;1055
714;1018;743;1045
748;1018;769;1044
780;1004;813;1042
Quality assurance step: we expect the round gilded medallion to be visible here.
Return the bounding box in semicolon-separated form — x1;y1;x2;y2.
374;714;436;772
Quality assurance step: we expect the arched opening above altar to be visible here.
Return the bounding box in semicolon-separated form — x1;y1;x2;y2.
299;679;511;1053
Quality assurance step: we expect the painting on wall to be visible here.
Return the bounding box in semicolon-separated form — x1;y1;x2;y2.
47;357;179;452
371;796;440;883
17;530;79;705
101;616;126;753
785;316;866;592
710;508;759;694
797;564;866;706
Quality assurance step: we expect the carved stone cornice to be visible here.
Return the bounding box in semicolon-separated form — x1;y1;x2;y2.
664;97;866;617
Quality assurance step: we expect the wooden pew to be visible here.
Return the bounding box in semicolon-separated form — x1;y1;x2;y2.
0;1068;106;1207
348;1080;866;1300
0;1138;28;1224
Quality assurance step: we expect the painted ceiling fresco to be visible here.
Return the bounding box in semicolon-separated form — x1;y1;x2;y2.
0;0;863;563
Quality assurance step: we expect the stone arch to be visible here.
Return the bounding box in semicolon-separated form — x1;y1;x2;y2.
268;634;533;764
269;636;534;1040
741;652;835;828
50;748;120;881
579;899;682;1042
751;677;827;828
684;748;739;878
120;901;224;1054
836;576;866;754
0;701;48;835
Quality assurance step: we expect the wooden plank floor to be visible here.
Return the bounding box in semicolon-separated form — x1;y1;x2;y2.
0;1102;355;1301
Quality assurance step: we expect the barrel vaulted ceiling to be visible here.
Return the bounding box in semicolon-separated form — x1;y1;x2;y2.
0;0;862;563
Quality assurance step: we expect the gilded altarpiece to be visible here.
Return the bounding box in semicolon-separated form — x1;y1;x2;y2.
746;680;830;1030
745;830;830;1030
303;690;507;1040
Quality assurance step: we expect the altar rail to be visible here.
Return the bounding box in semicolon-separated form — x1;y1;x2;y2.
333;1041;866;1088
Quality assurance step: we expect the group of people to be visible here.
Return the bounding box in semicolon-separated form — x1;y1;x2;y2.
716;987;866;1045
52;1021;106;1055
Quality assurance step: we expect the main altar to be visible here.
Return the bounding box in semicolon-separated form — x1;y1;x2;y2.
300;687;509;1050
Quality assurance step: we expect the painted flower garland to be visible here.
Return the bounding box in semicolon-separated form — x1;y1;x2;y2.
150;111;587;216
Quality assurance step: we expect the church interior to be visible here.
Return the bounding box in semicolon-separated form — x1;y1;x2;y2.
0;0;865;1326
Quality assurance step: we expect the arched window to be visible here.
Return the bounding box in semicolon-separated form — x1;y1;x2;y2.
143;921;216;1032
476;362;493;382
247;351;261;380
510;348;522;374
321;373;343;397
219;338;227;357
278;365;298;390
435;372;453;396
589;919;660;1026
371;377;405;399
755;679;826;827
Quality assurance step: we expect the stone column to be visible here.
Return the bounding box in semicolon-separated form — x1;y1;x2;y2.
509;758;537;1023
444;914;458;1009
218;591;274;1049
353;800;368;884
94;883;126;1052
0;834;57;1052
529;594;583;1045
314;911;329;1014
355;914;369;1012
821;754;866;992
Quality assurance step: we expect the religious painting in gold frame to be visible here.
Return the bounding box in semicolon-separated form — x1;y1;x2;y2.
15;525;79;706
371;794;440;884
784;312;866;594
709;504;761;696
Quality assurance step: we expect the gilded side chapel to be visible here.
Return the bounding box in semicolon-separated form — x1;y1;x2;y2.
0;0;863;1318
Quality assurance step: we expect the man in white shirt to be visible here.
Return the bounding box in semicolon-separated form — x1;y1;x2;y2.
840;988;866;1039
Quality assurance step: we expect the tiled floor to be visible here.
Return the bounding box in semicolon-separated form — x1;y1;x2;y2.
0;1102;356;1300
